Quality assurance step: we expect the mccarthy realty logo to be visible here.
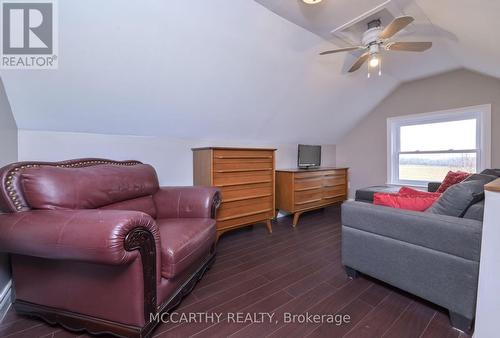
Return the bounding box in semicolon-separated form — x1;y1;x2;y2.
1;0;58;69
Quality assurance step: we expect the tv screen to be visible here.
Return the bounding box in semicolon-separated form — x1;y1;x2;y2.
298;144;321;168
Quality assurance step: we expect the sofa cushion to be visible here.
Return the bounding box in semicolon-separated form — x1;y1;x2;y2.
426;180;485;217
463;200;485;222
436;171;470;193
157;218;216;279
100;195;157;219
374;193;440;211
20;164;159;210
463;173;497;185
480;169;500;177
355;185;400;203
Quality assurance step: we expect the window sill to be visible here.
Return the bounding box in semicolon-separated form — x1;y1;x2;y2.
386;182;428;189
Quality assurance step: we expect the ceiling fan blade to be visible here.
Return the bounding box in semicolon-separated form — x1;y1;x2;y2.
320;46;363;55
387;41;432;52
348;53;369;73
378;16;414;39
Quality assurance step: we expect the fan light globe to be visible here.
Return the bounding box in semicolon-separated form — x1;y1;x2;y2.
302;0;322;4
369;56;380;68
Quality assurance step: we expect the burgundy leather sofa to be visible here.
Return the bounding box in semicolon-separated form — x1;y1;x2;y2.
0;158;220;338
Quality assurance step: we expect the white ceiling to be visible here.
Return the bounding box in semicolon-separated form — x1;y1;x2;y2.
1;0;498;144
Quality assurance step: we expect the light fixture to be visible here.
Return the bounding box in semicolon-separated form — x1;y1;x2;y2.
369;54;380;68
302;0;322;4
367;53;382;78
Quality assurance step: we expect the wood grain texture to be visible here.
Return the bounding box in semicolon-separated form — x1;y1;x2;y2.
276;168;348;226
193;147;276;236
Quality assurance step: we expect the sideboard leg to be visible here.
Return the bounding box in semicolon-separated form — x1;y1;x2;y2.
266;219;273;234
292;212;301;227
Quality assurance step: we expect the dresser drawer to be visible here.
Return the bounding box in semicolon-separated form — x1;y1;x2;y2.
323;175;346;187
220;182;272;203
213;149;274;160
323;185;346;199
294;176;323;191
321;195;345;205
218;195;273;220
213;158;273;172
294;171;327;179
294;198;325;212
214;170;272;187
217;209;273;231
323;170;346;177
295;189;323;205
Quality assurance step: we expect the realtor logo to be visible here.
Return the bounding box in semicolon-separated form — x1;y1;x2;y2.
1;0;58;69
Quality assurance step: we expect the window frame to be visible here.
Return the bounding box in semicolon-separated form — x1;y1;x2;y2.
387;104;491;187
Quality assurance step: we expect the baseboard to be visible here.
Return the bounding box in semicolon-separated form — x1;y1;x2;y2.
0;280;12;322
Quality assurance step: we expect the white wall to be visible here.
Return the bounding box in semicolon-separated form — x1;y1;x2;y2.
18;130;336;185
336;69;500;198
0;77;16;319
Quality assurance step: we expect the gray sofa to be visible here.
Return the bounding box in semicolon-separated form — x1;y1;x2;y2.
342;171;499;331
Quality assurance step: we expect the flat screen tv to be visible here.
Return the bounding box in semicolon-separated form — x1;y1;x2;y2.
298;144;321;168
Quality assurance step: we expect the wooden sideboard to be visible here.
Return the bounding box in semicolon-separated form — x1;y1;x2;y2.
192;147;276;237
276;167;348;226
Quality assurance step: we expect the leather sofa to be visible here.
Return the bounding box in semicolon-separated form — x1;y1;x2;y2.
0;158;221;338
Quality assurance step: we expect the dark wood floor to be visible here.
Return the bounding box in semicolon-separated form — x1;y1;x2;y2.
0;205;472;338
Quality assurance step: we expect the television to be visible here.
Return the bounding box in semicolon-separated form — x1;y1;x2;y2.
298;144;321;168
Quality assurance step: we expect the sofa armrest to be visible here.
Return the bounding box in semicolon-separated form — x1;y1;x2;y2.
0;209;160;265
153;186;221;219
428;182;442;192
341;201;482;261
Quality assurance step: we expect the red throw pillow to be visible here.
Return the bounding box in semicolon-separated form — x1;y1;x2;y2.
374;192;440;211
398;186;441;198
436;171;471;193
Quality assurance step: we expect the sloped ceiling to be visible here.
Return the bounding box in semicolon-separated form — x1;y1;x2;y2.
1;0;498;144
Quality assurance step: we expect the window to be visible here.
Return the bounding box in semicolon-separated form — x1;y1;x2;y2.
387;105;491;186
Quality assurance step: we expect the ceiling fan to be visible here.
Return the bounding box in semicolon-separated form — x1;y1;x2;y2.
320;16;432;74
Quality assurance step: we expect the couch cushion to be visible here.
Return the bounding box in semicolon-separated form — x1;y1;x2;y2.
355;185;400;203
157;218;216;279
463;200;485;222
426;180;485;217
374;193;440;211
463;173;497;185
436;171;470;193
20;164;159;210
480;169;500;177
100;195;157;219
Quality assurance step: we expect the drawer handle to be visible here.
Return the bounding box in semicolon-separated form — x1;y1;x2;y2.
323;184;345;188
215;155;272;159
218;208;272;221
295;198;322;205
222;193;271;203
295;186;322;192
215;168;272;173
216;179;271;187
295;176;323;180
324;194;345;199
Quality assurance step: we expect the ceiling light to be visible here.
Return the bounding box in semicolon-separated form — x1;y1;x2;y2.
369;55;380;68
302;0;322;4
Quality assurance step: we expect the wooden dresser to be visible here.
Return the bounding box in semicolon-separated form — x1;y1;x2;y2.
192;147;276;237
276;167;348;226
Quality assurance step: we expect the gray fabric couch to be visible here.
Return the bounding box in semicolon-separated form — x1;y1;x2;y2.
342;176;495;331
